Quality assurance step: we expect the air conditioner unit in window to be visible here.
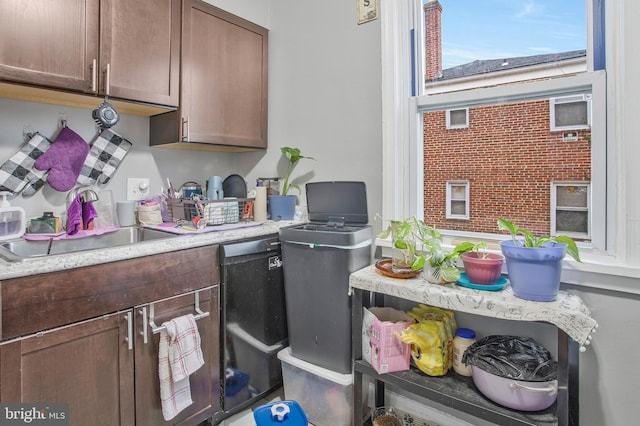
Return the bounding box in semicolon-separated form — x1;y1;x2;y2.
550;94;591;131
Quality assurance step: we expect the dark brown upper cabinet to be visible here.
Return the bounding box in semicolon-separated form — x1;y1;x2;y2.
150;0;269;151
0;0;180;107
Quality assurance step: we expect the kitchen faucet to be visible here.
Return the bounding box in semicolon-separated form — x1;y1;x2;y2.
66;184;99;209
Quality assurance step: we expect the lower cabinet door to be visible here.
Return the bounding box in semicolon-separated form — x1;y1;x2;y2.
134;286;220;425
0;311;135;426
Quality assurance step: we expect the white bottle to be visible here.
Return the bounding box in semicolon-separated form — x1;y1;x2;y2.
453;327;476;376
0;192;26;241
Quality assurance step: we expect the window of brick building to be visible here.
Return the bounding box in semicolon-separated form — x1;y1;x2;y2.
551;182;590;238
550;95;592;131
446;181;469;219
446;108;468;129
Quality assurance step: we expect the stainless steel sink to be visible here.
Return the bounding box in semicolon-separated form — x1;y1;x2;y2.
0;227;180;262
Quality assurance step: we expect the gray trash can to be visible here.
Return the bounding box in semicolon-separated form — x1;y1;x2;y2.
279;181;372;374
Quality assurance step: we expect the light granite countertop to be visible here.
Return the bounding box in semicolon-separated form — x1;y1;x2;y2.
0;220;298;281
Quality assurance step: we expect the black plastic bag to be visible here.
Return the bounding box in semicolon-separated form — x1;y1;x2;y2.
462;335;557;381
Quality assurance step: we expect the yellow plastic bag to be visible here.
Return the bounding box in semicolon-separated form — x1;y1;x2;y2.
407;304;456;370
398;319;449;376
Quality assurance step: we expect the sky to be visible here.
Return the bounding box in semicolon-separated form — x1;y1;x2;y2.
432;0;587;69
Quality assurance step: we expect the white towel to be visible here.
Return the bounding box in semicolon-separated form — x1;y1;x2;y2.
158;314;205;421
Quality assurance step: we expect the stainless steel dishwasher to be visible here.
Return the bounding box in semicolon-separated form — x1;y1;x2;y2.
219;234;288;416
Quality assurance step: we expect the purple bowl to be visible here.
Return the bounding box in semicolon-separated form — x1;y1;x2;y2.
471;365;558;411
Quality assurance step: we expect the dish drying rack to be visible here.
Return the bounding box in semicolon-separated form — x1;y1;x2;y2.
167;197;254;225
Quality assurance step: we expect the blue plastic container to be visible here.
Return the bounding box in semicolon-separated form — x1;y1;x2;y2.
268;195;296;221
253;400;308;426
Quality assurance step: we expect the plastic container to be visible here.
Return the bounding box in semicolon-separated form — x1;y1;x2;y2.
0;192;26;241
277;347;353;426
452;328;476;376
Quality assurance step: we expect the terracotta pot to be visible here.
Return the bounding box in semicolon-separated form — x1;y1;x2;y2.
461;252;505;285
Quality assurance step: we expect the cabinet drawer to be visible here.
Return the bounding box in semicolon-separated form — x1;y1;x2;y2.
0;245;219;340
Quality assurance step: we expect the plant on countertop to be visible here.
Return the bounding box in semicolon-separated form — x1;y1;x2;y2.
377;215;475;282
279;146;315;196
420;235;475;283
377;216;427;271
497;218;581;262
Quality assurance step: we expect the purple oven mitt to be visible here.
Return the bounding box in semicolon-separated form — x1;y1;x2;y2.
34;127;90;192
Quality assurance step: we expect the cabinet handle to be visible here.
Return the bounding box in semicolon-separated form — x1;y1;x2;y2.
124;312;133;350
104;63;111;96
91;59;97;93
139;307;149;344
148;290;210;335
181;116;189;141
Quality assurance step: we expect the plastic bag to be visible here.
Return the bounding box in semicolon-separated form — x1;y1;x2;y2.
398;305;457;376
462;335;557;381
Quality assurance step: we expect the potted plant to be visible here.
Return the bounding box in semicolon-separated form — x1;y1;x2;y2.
460;241;506;285
420;235;474;284
269;146;315;220
497;218;582;301
377;216;426;273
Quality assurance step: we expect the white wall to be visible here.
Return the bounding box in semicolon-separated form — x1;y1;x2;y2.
3;0;639;424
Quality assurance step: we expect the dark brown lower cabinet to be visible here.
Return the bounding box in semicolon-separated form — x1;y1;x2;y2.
0;286;220;426
0;311;135;425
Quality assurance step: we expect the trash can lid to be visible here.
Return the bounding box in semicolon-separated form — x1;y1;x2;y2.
253;400;308;425
306;181;368;225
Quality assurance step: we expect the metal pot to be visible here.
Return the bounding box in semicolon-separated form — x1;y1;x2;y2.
471;365;558;411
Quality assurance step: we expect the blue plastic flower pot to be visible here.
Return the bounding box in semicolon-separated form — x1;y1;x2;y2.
500;240;567;302
268;195;296;221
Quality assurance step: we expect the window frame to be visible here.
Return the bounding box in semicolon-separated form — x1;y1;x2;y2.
380;0;609;254
446;108;469;129
551;181;591;238
446;180;469;220
550;94;592;131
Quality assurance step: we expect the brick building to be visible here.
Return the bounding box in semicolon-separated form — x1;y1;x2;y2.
421;0;591;239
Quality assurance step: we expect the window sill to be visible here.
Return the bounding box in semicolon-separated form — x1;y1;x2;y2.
375;237;640;296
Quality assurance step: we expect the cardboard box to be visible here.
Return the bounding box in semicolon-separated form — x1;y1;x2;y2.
362;307;413;374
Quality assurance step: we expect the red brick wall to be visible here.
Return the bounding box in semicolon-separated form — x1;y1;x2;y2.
422;100;591;236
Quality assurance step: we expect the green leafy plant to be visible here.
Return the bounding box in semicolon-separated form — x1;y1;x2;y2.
377;215;475;281
377;216;426;270
497;218;582;262
279;147;315;196
421;237;475;283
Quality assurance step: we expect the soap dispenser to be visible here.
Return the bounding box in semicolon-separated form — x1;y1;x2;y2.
0;192;26;241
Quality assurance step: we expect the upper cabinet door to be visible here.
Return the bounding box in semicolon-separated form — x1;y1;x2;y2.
181;0;268;149
0;0;99;92
100;0;180;107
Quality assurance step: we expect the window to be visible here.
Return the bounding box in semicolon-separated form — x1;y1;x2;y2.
409;0;605;248
446;108;468;129
446;181;469;219
551;182;590;238
550;95;591;131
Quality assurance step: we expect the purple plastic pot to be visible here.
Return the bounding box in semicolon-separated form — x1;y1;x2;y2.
471;366;558;411
499;240;567;302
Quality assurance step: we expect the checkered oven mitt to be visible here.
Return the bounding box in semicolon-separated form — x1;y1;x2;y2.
0;132;52;196
77;129;132;186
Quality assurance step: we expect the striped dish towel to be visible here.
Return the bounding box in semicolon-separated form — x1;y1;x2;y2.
158;314;205;421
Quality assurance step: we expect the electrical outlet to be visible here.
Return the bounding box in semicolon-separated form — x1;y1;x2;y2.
127;178;150;200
